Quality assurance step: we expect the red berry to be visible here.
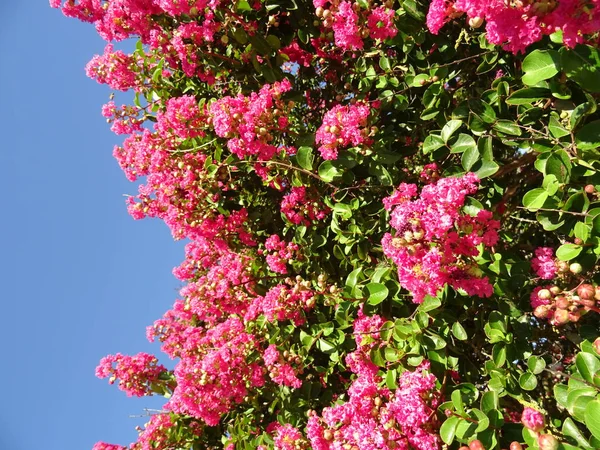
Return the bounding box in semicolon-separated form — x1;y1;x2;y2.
585;184;596;194
509;442;523;450
593;337;600;355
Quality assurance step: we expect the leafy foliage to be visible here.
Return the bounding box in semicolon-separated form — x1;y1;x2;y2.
51;1;600;449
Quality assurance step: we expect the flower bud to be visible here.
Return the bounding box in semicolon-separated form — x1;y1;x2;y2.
553;308;570;325
577;284;595;300
550;286;561;295
509;442;523;450
468;16;484;28
569;263;583;274
585;184;596;194
555;296;569;310
537;434;559;450
537;289;552;300
469;440;485;450
534;305;551;319
593;337;600;355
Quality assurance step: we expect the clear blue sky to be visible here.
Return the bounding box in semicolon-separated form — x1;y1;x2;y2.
0;4;185;449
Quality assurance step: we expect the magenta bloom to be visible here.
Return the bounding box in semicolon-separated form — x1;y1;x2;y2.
531;247;557;280
522;407;545;432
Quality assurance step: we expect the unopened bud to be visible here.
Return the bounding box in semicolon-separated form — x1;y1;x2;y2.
537;434;559;450
468;16;484;28
569;263;583;274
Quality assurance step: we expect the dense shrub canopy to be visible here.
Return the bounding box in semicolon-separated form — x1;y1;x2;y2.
52;1;600;449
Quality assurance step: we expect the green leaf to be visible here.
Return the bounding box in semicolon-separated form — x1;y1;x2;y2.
523;188;549;210
576;352;600;384
492;344;507;367
555;384;569;408
442;120;463;143
493;120;522;136
423;134;445;154
379;55;391;71
296;146;314;171
420;295;441;312
546;152;571;183
556;243;583;261
574;222;590;242
563;417;593;449
506;87;551;105
522;50;560;86
568;390;595;422
585;400;600;440
318;161;342;182
440;416;460;445
549;112;570;138
345;268;363;288
451;389;465;415
451;134;477;154
561;45;600;93
473;160;499;178
366;283;389;305
543;174;560;196
452;322;468;340
481;391;499;414
462;145;480;171
528;356;547;374
519;372;538;390
576;120;600;150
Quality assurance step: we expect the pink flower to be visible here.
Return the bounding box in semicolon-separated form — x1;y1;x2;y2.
332;2;363;50
531;247;557;280
522;407;545;432
274;423;307;450
95;352;166;397
367;6;397;41
316;103;370;160
382;173;499;303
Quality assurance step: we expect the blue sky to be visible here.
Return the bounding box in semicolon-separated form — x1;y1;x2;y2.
0;4;185;449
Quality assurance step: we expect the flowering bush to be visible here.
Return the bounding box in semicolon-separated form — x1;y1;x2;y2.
52;0;600;449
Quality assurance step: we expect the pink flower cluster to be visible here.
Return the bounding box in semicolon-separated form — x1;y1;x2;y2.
86;45;140;91
264;234;301;274
172;20;220;77
306;361;440;450
345;307;384;379
92;444;126;450
280;186;330;226
165;317;265;426
531;247;557;280
245;280;316;326
273;423;309;450
427;0;600;53
263;344;303;389
382;174;500;303
156;95;208;142
102;101;144;135
521;407;545;432
314;1;397;51
209;79;293;160
280;41;314;67
95;352;166;397
316;103;371;160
